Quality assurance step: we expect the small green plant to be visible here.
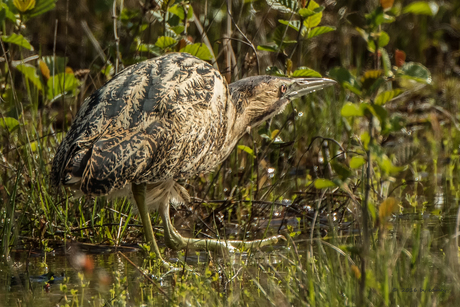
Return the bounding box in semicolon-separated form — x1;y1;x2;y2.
258;0;335;77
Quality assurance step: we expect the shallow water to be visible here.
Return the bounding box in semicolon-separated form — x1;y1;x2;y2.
0;206;453;307
1;246;140;306
0;241;288;306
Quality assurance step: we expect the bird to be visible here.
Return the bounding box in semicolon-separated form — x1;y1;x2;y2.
51;52;335;265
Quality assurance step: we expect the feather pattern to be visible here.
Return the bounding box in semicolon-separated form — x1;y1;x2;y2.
51;53;232;198
50;52;330;212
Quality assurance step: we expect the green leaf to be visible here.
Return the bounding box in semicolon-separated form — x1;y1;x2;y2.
360;70;383;91
367;32;389;52
377;31;389;47
0;117;20;132
341;102;363;117
367;78;386;97
266;0;299;14
2;33;33;50
378;155;405;175
402;1;439;16
42;56;68;76
361;132;371;150
383;13;395;24
365;6;385;30
368;202;377;223
47;73;80;100
388;115;405;133
186;5;194;20
331;161;352;181
166;12;181;26
350;156;366;169
266;66;286;77
0;3;17;23
278;19;301;32
273;25;298;46
180;43;212;61
27;0;56;18
137;43;162;56
314;178;337;189
30;141;39;152
170;25;185;35
398;62;431;84
328;67;359;89
303;1;322;28
168;4;185;20
292;67;321;78
155;36;177;49
369;104;388;127
356;27;369;43
375;89;402;105
343;82;362;96
100;64;114;79
257;44;278;52
380;48;392;77
306;26;336;38
237;145;255;157
16;63;43;91
298;6;324;18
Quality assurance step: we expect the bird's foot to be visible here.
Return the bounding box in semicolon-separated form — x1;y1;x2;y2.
160;199;286;253
165;232;286;253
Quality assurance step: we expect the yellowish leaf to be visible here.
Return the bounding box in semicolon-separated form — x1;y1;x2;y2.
379;197;398;220
13;0;36;12
39;60;50;79
380;0;394;10
351;265;361;279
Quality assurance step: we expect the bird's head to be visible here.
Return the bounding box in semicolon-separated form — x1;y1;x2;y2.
228;76;336;136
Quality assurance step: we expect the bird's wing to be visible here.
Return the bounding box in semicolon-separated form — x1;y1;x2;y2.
51;53;228;195
79;126;166;195
51;58;155;189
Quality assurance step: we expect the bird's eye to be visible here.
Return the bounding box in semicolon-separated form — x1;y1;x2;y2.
280;84;287;94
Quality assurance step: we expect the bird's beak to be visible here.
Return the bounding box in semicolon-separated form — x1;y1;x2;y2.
285;78;337;100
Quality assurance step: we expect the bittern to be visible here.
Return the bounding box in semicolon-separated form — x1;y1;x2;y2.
51;52;335;264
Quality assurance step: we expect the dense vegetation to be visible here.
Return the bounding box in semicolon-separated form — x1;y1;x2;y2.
1;0;460;305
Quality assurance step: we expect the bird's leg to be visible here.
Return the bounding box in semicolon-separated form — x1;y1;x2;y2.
158;201;285;252
132;183;171;268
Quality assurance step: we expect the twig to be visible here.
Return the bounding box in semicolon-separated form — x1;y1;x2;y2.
225;0;232;83
192;10;218;70
81;21;109;64
224;0;260;75
52;20;58;101
116;217;123;246
112;0;120;74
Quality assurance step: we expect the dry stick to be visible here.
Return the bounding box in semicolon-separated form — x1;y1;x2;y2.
116;217;123;246
309;189;327;268
454;194;460;249
52;20;58;100
112;0;120;74
225;0;232;83
192;11;218;70
224;0;260;75
81;21;109;64
118;251;171;301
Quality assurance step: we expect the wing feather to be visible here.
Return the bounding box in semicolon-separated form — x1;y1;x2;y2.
51;52;230;196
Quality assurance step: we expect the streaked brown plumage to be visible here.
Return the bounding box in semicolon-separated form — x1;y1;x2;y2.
51;52;335;264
